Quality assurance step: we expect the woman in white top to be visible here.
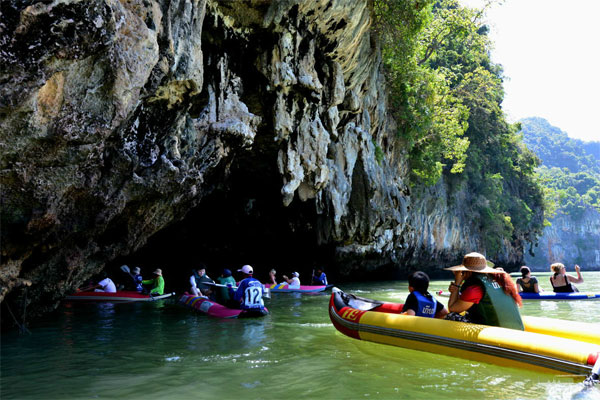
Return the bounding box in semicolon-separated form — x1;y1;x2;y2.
282;272;300;288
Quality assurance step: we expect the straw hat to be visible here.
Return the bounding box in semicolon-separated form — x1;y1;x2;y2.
444;252;500;274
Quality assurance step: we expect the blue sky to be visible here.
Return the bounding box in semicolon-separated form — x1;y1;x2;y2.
460;0;600;142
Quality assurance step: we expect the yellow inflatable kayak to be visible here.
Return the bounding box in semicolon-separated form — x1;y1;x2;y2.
329;288;600;375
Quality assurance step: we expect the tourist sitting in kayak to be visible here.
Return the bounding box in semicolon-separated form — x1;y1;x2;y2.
446;252;524;330
232;265;268;316
516;266;540;293
142;269;165;295
268;269;277;285
312;268;328;285
127;266;143;293
401;271;448;319
79;272;117;293
550;263;583;293
282;272;300;288
190;265;214;297
215;268;237;307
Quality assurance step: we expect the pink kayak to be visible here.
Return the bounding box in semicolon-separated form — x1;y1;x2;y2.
265;284;333;293
65;291;175;302
178;293;268;318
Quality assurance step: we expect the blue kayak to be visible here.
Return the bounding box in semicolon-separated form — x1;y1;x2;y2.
519;292;600;300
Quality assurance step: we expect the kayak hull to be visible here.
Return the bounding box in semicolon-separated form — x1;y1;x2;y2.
519;292;600;300
329;288;600;375
266;284;332;293
178;294;268;319
65;291;175;302
437;289;600;301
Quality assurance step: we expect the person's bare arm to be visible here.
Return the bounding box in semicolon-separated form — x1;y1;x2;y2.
567;265;584;284
435;307;449;319
447;271;474;313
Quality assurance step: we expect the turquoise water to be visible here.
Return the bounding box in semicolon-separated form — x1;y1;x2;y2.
2;273;600;399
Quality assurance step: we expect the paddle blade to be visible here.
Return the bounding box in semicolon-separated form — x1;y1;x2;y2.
120;265;130;273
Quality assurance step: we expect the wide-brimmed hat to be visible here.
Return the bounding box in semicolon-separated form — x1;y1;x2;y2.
153;268;162;276
444;252;500;274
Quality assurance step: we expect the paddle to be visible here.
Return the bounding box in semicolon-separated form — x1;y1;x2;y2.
201;282;271;299
120;265;130;274
203;282;238;290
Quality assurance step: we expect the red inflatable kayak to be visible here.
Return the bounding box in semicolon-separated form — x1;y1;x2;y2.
65;291;175;302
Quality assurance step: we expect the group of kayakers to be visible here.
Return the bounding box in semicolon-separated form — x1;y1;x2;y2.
77;251;586;333
401;252;588;331
266;268;328;287
78;267;165;295
516;262;584;293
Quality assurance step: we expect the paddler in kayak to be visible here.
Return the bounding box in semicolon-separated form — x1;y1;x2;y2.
232;265;268;317
189;265;214;297
127;266;143;293
401;271;448;319
282;272;300;288
215;268;237;307
311;267;328;285
516;266;540;293
445;252;524;330
549;263;583;293
142;269;165;296
78;272;117;293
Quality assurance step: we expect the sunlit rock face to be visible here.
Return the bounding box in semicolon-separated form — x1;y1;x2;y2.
0;0;523;322
525;208;600;271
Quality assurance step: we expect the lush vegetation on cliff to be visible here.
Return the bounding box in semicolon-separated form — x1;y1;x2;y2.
520;117;600;218
374;0;545;256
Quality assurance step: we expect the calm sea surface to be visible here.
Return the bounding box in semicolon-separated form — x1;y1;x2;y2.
2;272;600;400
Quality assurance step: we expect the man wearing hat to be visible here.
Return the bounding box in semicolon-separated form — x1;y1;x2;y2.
445;252;523;330
142;268;165;296
233;265;268;316
282;271;300;288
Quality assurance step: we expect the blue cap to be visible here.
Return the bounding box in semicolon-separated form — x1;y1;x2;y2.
222;268;232;277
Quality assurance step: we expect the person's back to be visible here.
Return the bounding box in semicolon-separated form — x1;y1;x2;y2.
234;265;265;312
96;277;117;293
465;274;524;330
283;272;300;288
216;269;236;304
132;267;143;292
516;267;538;293
402;271;447;318
516;277;538;293
549;263;582;293
142;269;165;295
445;253;523;330
235;277;264;310
313;269;328;285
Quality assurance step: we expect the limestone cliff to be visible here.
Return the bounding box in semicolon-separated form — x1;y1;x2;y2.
1;0;526;324
525;207;600;271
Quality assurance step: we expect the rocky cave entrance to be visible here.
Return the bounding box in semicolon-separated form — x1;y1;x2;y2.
118;132;335;293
